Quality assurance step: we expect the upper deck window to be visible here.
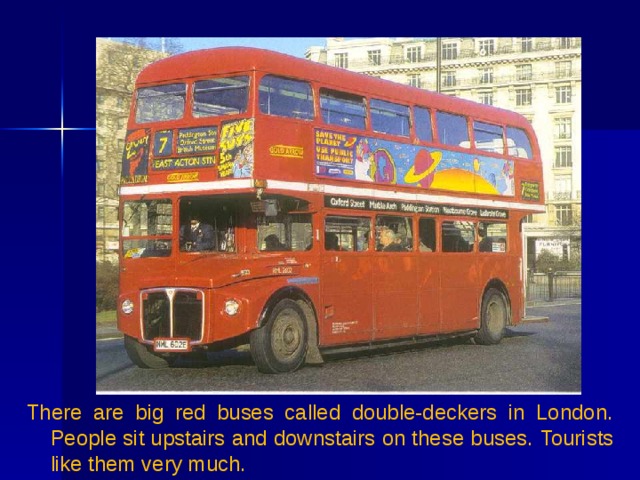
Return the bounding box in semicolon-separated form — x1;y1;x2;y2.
506;126;533;159
370;99;410;137
414;107;433;142
258;75;314;120
436;111;469;147
135;83;186;123
473;121;504;154
320;89;367;130
193;76;249;117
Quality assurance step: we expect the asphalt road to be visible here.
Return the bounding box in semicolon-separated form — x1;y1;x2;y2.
96;302;580;394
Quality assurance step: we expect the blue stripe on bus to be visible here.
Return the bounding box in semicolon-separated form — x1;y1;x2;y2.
287;277;319;285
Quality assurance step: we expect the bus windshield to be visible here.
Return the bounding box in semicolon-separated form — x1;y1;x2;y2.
122;199;172;258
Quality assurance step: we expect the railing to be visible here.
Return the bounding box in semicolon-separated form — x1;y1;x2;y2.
342;39;581;71
546;191;581;202
526;271;581;303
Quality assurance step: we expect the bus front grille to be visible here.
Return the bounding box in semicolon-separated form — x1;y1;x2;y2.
141;288;204;342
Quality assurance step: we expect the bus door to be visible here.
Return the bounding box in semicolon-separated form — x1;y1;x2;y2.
439;220;479;332
320;216;373;345
372;216;418;340
416;217;440;335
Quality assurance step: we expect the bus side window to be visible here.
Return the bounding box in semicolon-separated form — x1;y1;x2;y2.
442;221;474;253
319;89;367;130
414;106;433;142
436;111;469;147
257;213;312;252
418;218;436;252
370;99;410;137
259;75;314;120
506;126;532;159
473;121;505;154
325;216;371;252
376;216;412;252
478;222;507;253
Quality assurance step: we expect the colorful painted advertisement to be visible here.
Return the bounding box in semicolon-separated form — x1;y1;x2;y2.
218;118;255;178
314;129;515;197
121;129;151;184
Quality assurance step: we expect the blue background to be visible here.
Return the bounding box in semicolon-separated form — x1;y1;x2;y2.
3;5;637;478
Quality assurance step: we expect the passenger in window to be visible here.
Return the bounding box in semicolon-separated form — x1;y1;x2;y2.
263;234;286;251
180;215;215;252
325;232;342;251
357;231;369;251
379;228;405;252
478;225;492;252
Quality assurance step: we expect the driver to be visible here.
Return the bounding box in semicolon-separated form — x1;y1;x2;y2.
180;215;215;251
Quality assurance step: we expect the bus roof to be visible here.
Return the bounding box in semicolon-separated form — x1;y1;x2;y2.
136;47;532;129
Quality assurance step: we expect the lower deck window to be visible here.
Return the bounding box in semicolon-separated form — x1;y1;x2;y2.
442;221;475;253
258;213;312;252
478;222;507;253
325;216;371;252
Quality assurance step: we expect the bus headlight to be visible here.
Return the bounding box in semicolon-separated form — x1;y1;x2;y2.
121;299;135;315
224;299;240;316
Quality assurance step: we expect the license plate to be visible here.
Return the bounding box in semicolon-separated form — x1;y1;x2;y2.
153;338;191;352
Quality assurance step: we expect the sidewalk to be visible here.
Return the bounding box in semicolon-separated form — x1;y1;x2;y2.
97;323;121;340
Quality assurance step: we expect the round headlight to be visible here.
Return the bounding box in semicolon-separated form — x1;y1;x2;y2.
121;299;134;315
224;299;240;316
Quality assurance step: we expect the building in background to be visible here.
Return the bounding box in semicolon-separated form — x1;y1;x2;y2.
307;37;581;272
96;39;168;263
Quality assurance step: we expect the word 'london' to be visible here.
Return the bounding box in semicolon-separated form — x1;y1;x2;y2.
325;195;508;219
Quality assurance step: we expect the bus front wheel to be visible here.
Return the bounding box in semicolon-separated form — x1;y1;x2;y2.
250;299;308;373
124;335;175;369
475;288;508;345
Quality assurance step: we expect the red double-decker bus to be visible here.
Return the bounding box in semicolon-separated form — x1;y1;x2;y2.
117;47;544;373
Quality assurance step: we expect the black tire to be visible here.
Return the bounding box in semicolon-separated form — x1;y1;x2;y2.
475;288;508;345
250;299;308;373
124;335;175;369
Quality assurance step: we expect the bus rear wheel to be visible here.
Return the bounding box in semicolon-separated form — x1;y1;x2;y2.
475;288;508;345
250;299;308;373
124;335;175;369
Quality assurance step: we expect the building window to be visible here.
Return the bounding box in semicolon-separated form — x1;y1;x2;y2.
406;46;422;63
559;37;573;49
368;50;381;66
555;61;572;78
479;67;493;84
515;88;532;106
334;53;348;69
479;91;493;105
478;39;495;56
556;85;572;104
555;205;573;226
516;64;532;81
97;206;105;224
442;71;456;87
554;146;573;168
554;175;572;200
520;37;532;52
554;117;572;139
408;74;421;88
442;42;458;60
